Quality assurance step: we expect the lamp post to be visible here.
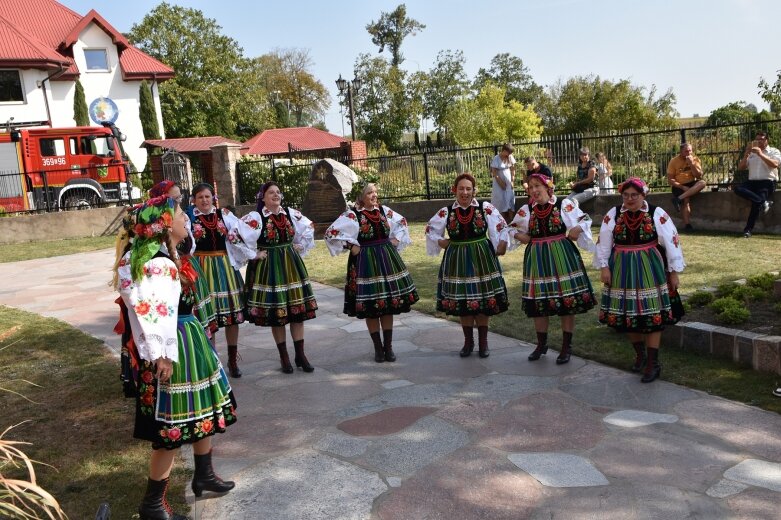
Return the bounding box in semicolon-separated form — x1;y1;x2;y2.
336;74;361;141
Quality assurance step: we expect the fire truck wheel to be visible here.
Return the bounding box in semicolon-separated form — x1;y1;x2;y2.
63;189;98;211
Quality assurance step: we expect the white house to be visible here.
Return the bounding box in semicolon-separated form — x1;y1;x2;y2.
0;0;174;170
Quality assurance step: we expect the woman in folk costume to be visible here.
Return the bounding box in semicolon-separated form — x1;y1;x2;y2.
227;181;318;373
505;173;596;364
190;182;245;378
595;177;685;383
149;181;218;338
324;183;419;362
426;172;510;358
113;196;236;520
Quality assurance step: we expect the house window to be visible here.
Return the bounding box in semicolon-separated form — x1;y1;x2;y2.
0;70;24;102
84;49;109;71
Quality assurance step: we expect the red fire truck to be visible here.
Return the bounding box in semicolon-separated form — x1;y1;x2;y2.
0;122;139;213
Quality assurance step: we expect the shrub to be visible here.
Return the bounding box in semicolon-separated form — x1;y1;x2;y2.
730;285;767;303
746;272;777;292
687;290;714;307
715;282;737;298
710;296;751;325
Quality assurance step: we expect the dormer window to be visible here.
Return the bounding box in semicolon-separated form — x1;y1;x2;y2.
0;70;24;102
84;49;109;72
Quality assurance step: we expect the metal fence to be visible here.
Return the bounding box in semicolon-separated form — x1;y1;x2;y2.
236;118;781;205
0;164;135;215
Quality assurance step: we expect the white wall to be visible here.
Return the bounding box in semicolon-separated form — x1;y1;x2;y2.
0;22;170;172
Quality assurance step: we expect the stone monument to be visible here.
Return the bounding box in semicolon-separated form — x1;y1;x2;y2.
302;159;358;224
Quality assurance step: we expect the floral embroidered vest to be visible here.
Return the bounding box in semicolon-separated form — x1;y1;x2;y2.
356;207;390;244
192;212;228;251
258;207;295;247
445;203;487;241
613;204;658;245
529;199;566;239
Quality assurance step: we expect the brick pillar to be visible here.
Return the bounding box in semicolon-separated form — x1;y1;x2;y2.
346;140;367;169
210;142;242;208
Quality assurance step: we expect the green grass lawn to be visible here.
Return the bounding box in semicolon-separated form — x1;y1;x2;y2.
0;306;190;518
305;223;781;413
0;236;116;263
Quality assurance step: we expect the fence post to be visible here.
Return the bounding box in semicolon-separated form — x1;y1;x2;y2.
680;128;687;144
423;151;431;200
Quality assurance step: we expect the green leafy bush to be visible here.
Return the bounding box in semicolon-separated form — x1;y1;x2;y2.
730;285;767;303
746;272;778;292
715;282;737;298
710;296;751;325
687;290;715;307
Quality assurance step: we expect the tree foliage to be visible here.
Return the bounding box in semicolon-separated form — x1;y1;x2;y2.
138;80;161;140
758;70;781;115
444;84;543;146
128;2;273;139
472;53;544;107
706;101;758;126
254;49;330;128
352;53;418;150
73;80;89;126
422;50;469;131
538;75;678;134
365;4;425;67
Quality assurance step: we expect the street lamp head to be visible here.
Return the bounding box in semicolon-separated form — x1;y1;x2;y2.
351;78;362;92
335;75;347;93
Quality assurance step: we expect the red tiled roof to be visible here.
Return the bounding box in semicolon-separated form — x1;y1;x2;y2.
142;137;243;153
242;127;347;156
0;14;70;68
0;0;173;80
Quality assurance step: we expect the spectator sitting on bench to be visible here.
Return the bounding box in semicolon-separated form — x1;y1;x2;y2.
667;142;706;232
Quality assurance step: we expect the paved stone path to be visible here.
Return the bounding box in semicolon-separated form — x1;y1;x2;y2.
2;249;781;519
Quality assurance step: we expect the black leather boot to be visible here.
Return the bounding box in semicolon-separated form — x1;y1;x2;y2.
641;347;661;383
370;331;385;363
138;477;190;520
478;325;489;358
192;450;235;498
630;341;646;372
528;331;548;361
294;339;314;372
556;331;572;365
227;344;242;378
382;329;396;362
277;342;293;374
460;326;474;357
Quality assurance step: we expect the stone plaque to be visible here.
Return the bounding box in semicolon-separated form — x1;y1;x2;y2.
302;180;346;224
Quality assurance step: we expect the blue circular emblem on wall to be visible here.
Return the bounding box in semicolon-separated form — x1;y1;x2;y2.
89;97;119;124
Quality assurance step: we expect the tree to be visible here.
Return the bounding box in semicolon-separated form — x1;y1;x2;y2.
128;2;273;139
444;84;543;146
422;50;469;132
352;53;418;149
472;53;544;107
758;70;781;115
706;102;758;126
539;75;678;134
254;49;330;128
139;80;161;140
73;80;89;126
365;4;425;68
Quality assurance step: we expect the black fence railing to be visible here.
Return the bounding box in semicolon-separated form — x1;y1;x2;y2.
236;119;781;205
0;163;136;215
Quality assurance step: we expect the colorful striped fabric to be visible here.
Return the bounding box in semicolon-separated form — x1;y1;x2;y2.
194;251;246;327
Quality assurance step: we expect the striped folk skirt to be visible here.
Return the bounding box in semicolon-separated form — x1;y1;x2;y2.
245;243;318;327
521;234;595;317
599;242;683;332
133;314;237;450
344;239;419;318
184;255;218;333
194;251;246;327
437;237;509;316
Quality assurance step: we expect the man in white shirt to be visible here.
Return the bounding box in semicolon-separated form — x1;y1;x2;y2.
735;131;780;237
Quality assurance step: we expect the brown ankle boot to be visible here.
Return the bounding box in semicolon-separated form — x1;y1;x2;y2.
528;331;548;361
276;342;293;374
382;329;396;362
370;331;385;363
641;348;661;383
631;341;646;372
227;344;242;378
556;331;572;365
478;326;489;358
460;326;474;357
293;339;314;372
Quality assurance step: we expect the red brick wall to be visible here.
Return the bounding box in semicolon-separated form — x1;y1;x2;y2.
347;140;367;169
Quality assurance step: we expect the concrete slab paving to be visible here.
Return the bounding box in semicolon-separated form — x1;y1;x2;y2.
507;452;609;487
2;248;781;519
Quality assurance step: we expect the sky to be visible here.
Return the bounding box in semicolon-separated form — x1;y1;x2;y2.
60;0;779;137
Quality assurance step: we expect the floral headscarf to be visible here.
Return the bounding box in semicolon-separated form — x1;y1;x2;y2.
618;177;650;195
149;180;176;199
130;196;176;281
527;173;555;197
